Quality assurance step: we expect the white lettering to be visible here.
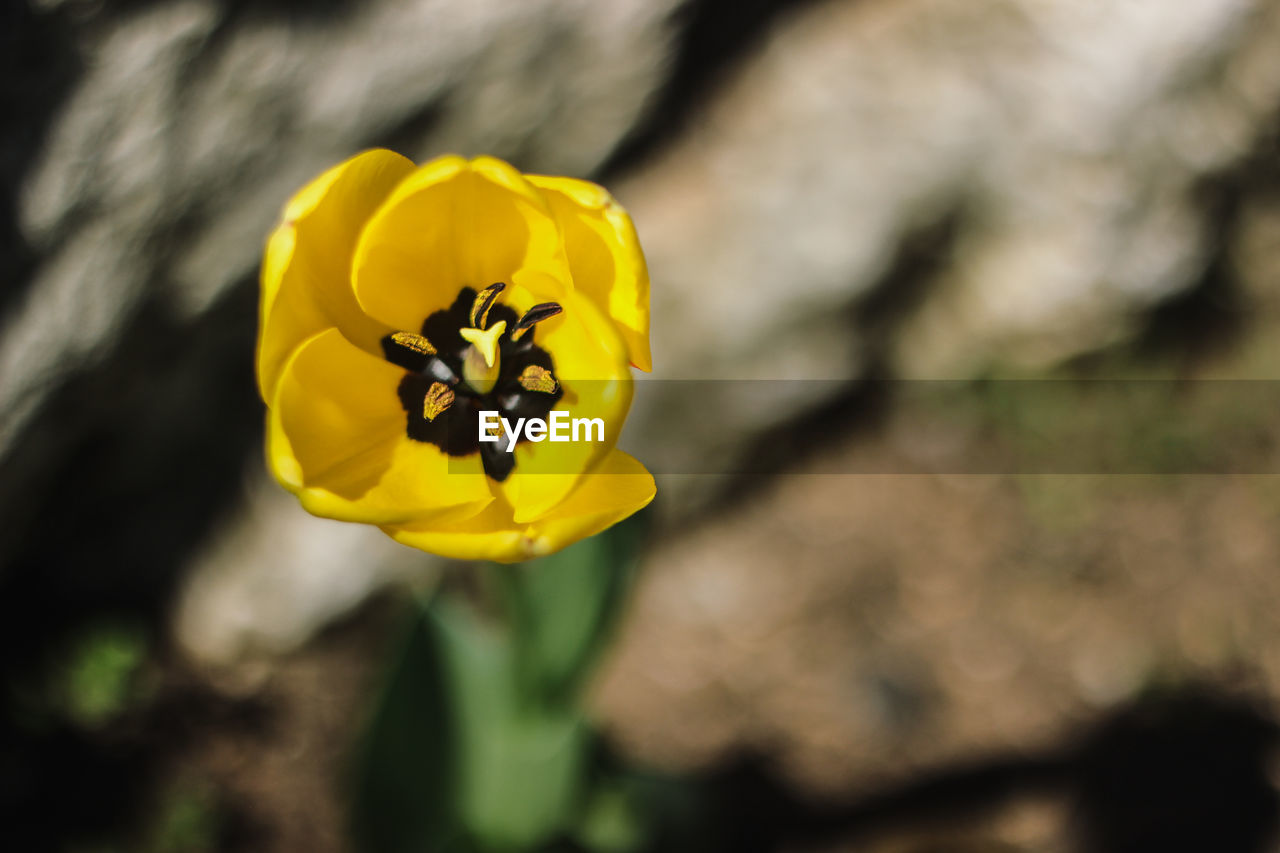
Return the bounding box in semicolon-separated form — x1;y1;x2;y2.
573;417;604;442
502;417;526;451
484;411;606;452
550;410;570;442
478;411;501;442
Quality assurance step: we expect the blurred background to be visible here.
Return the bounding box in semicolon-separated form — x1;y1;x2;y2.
5;0;1280;850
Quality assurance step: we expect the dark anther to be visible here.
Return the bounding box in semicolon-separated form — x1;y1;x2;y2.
511;302;563;341
470;282;506;329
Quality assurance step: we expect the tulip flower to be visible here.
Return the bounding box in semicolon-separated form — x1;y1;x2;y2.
257;151;654;562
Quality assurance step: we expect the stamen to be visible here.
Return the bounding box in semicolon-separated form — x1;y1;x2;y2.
390;331;436;355
518;365;558;394
422;382;455;421
469;282;506;329
510;302;563;342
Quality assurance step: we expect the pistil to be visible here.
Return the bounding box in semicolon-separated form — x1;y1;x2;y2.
459;320;507;394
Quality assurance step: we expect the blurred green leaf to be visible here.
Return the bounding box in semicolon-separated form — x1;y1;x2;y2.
573;782;648;853
63;624;146;726
459;706;590;850
435;601;591;850
147;781;217;853
352;597;599;853
352;521;649;852
350;602;466;853
499;515;647;706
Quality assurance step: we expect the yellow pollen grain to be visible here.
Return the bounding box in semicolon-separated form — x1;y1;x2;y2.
518;365;558;393
391;331;435;355
422;382;455;421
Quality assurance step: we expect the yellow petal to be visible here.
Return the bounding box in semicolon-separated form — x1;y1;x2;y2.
496;287;633;524
352;155;572;335
268;328;493;525
384;450;655;563
525;449;655;554
527;175;652;371
382;500;527;563
258;148;415;400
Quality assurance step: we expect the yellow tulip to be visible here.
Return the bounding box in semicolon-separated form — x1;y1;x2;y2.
257;150;654;562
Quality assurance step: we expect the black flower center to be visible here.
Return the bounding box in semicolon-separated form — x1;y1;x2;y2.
380;284;564;482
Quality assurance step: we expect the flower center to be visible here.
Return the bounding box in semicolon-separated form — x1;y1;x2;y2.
379;283;564;482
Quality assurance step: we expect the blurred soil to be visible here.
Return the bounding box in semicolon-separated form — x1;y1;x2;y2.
144;599;399;852
592;468;1280;851
595;466;1280;793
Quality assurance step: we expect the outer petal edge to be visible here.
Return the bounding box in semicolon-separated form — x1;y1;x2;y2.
257;148;415;400
385;449;655;563
527;175;652;372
